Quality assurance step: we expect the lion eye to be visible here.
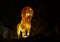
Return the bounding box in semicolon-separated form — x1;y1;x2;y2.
27;13;30;16
26;13;31;17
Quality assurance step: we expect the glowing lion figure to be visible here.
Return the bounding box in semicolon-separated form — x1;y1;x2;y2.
17;6;33;39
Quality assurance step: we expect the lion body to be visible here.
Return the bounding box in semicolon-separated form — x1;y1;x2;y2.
17;6;33;39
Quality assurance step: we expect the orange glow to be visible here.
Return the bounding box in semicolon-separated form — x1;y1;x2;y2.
17;6;34;39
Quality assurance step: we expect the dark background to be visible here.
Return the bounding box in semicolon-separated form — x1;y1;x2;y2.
0;0;59;41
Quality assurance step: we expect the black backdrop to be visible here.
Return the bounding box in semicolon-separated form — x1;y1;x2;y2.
0;0;59;41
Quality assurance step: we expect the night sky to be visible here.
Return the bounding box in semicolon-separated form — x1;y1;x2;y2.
0;0;59;41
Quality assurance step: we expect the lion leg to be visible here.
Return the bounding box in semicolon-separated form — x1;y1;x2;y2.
17;27;21;39
22;29;27;38
27;28;31;37
17;24;21;39
17;31;20;39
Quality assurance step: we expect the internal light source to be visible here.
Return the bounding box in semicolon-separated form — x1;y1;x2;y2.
17;6;34;39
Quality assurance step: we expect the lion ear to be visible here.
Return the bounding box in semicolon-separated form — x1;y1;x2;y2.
21;13;25;18
21;13;24;18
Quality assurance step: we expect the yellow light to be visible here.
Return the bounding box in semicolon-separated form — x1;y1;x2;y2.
26;13;30;17
17;6;33;39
